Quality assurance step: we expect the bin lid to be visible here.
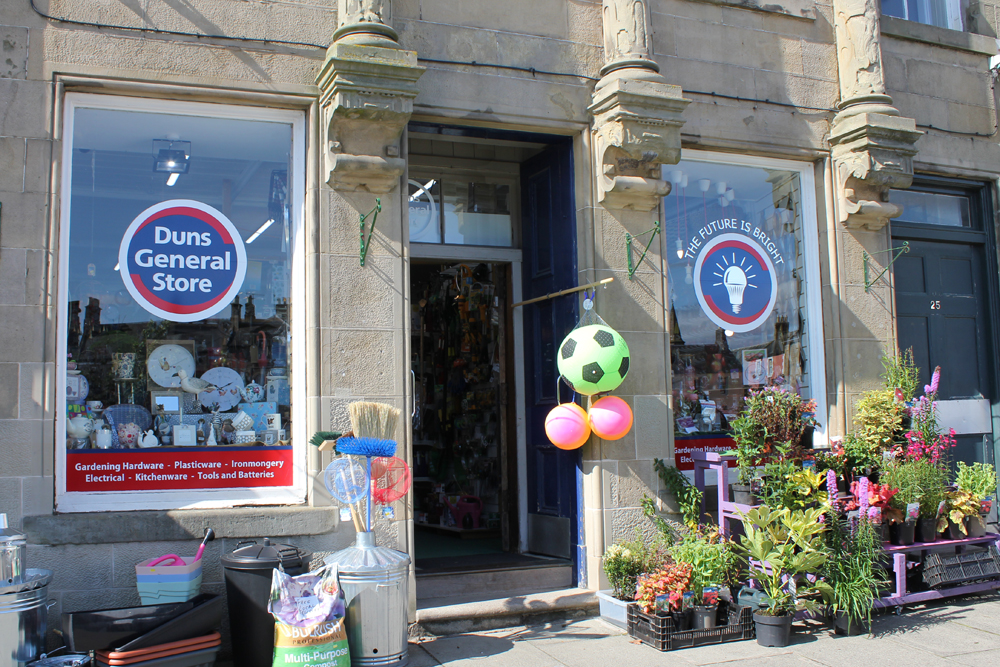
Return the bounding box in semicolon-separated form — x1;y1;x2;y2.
221;538;307;571
0;513;25;545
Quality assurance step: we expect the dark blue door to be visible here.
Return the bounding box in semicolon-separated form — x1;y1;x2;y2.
521;142;580;572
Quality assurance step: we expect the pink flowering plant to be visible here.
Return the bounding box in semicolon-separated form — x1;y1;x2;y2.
892;367;956;465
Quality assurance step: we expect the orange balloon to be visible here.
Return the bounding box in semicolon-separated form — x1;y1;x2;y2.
544;403;591;450
589;396;633;440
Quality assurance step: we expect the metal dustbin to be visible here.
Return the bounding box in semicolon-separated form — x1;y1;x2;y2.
221;539;308;667
325;532;410;667
0;569;53;667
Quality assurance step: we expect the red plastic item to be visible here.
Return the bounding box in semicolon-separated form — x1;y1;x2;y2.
371;456;412;504
147;555;185;567
97;632;221;665
447;495;482;529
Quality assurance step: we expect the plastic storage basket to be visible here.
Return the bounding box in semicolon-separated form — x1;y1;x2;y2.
627;601;755;651
135;556;202;606
923;546;1000;588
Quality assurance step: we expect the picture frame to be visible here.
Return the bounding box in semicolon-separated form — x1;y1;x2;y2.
151;390;184;416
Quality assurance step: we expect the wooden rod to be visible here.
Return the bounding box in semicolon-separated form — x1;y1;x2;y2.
510;277;614;308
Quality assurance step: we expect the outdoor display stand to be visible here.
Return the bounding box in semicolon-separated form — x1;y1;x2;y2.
691;450;746;536
877;533;1000;610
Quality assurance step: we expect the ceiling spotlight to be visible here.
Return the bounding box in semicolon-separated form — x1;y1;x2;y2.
152;139;191;184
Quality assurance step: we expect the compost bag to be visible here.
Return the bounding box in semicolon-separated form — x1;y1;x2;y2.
268;565;350;667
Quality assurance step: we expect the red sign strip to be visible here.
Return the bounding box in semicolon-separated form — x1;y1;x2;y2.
67;448;293;491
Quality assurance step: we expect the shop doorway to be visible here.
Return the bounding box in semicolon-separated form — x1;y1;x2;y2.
890;179;1000;472
407;126;577;604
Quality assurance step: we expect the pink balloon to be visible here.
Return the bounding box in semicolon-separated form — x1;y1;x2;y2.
545;403;591;450
588;396;633;440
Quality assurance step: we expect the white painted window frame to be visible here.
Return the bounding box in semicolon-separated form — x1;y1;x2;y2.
663;149;829;446
55;93;308;512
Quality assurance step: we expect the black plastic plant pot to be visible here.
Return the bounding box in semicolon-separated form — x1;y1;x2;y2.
692;604;718;629
670;609;692;631
832;611;869;636
917;518;939;543
754;611;793;647
947;520;965;540
966;515;987;538
890;521;916;546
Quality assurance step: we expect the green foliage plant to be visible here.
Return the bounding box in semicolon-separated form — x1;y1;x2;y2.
956;462;998;501
942;489;981;535
670;532;739;603
728;387;818;484
822;512;886;632
878;459;947;521
881;348;920;402
654;458;704;531
734;505;833;617
602;530;671;601
756;445;829;512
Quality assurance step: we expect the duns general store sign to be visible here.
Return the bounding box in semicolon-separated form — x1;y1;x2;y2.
118;200;246;322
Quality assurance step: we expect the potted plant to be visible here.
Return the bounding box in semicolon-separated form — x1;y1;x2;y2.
634;559;693;625
670;532;738;630
735;506;832;647
842;477;898;542
956;462;997;537
599;534;668;628
822;508;887;635
728;387;817;503
878;460;948;545
940;489;981;539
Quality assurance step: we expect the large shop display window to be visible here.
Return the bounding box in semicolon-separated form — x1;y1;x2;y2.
57;95;306;511
662;153;826;470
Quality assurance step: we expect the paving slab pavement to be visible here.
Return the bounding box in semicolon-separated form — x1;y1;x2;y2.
409;592;1000;666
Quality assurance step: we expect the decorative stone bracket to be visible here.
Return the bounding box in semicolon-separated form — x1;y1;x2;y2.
317;42;424;194
829;111;921;231
589;76;689;212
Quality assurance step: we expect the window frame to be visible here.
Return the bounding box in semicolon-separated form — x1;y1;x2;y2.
662;149;828;445
55;93;308;512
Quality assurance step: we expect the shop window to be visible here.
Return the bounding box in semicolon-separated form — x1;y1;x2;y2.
57;94;306;512
881;0;963;31
408;176;515;247
889;189;972;227
662;153;826;469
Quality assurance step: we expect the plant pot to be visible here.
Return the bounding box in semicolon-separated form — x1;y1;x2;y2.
832;610;869;636
947;519;965;540
837;477;848;494
917;518;939;543
890;521;916;546
671;609;692;631
692;604;717;629
754;611;793;647
877;521;889;543
112;352;137;379
966;515;987;538
733;484;755;506
596;590;630;630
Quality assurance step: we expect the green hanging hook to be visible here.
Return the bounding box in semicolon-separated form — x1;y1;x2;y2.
359;198;381;267
626;220;661;280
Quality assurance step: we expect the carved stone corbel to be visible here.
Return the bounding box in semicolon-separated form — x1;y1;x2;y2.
316;1;423;194
830;0;921;230
589;0;689;212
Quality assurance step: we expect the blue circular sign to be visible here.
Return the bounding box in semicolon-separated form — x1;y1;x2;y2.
118;200;247;323
693;233;777;333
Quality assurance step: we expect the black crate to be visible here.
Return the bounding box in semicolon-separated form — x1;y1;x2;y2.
627;601;755;651
923;545;1000;588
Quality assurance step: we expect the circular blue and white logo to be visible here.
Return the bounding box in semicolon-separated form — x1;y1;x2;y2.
118;200;247;323
693;233;777;333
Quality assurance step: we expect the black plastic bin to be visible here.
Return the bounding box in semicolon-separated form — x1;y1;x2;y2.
220;539;308;667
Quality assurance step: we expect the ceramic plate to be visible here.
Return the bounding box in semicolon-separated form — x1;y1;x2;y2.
198;367;244;412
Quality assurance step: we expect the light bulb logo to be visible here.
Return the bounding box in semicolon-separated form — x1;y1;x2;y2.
722;266;747;313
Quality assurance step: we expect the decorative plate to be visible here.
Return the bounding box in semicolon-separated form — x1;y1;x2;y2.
197;367;245;412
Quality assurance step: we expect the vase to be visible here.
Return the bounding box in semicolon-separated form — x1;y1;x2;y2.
890;521;916;546
917;518;939;543
595;590;630;630
966;515;987;538
832;611;869;636
692;604;718;629
733;483;755;506
112;352;136;379
754;611;793;647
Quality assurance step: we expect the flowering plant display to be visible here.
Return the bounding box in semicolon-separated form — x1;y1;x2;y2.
635;560;693;614
728;386;818;483
941;489;982;535
602;534;670;601
892;367;956;465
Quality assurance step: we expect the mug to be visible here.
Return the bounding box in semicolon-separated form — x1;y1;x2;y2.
95;428;112;449
86;400;103;411
234;430;256;444
231;411;254;432
265;413;281;431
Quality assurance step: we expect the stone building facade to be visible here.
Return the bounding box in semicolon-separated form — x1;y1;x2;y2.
1;0;999;644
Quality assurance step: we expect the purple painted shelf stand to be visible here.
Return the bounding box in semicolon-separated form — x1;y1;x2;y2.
876;532;1000;609
691;450;753;537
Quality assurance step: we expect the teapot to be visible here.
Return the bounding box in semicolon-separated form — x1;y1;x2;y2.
117;422;142;447
66;416;95;440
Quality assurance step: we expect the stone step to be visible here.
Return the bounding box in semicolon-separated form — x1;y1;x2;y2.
416;561;573;602
411;588;598;637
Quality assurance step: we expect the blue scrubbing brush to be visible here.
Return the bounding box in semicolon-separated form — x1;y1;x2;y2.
336;436;397;457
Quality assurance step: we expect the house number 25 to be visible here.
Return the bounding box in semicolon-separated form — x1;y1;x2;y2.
930;300;942;310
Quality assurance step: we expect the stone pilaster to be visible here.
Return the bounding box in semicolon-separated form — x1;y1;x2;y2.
589;0;689;212
830;0;921;231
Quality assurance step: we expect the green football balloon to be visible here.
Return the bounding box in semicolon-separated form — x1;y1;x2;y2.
556;324;630;395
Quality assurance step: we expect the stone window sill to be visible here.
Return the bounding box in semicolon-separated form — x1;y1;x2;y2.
23;506;338;546
881;15;999;55
689;0;817;21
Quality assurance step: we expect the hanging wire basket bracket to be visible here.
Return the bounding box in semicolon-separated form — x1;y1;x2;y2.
626;221;661;280
359;198;381;267
863;241;909;293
